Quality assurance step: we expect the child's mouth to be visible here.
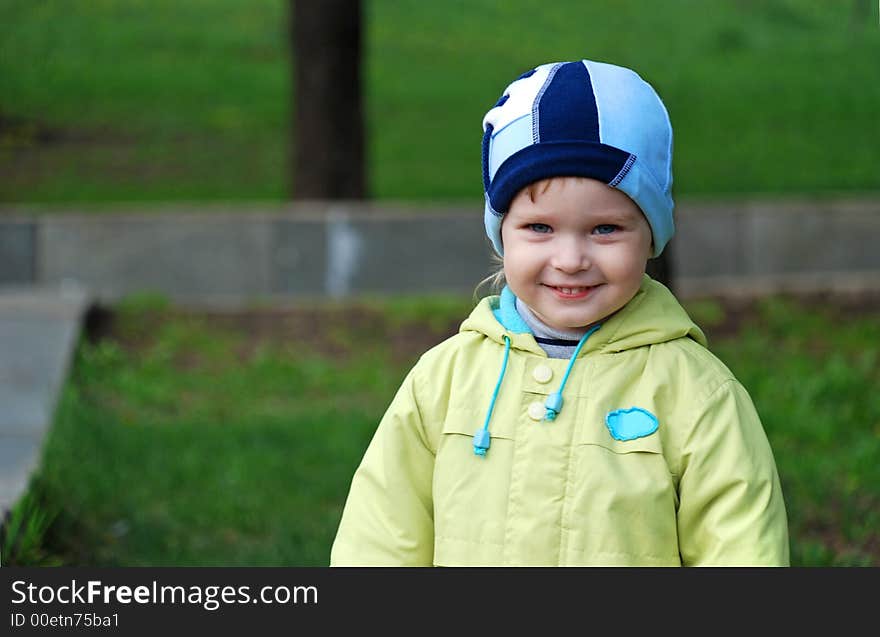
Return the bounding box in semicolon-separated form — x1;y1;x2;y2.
547;285;596;299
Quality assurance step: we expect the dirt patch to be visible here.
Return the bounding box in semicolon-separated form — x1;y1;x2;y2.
0;112;128;150
86;303;463;365
688;289;880;340
203;305;460;363
0;112;144;199
0;113;65;148
84;290;880;362
779;288;880;316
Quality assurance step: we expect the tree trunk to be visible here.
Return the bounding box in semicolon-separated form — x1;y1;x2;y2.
851;0;871;27
290;0;366;199
647;246;674;292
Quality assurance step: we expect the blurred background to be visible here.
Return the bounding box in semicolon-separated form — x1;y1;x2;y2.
1;0;878;566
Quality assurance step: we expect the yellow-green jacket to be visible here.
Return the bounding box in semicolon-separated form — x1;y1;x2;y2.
330;276;790;566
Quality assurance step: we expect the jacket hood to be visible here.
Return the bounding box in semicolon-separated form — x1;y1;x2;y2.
460;275;707;355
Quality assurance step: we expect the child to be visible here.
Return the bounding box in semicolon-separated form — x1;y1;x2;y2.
330;59;790;566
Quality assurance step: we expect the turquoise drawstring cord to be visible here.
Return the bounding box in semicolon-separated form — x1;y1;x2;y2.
473;335;512;457
473;324;600;455
544;324;602;421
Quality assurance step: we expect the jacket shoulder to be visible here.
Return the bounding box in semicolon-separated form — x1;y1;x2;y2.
649;335;741;404
411;330;490;393
412;330;489;373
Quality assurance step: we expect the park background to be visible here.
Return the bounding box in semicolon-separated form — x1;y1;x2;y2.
0;0;878;565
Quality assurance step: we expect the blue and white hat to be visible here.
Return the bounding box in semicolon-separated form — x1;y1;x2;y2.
482;59;674;257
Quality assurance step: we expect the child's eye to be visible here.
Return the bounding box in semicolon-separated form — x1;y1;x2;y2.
593;224;619;235
528;223;552;234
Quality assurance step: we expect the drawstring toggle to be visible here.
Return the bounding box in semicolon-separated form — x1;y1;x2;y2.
473;429;491;456
544;392;563;421
540;323;601;423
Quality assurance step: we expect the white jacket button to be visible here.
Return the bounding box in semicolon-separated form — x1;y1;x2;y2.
532;364;553;383
528;401;545;421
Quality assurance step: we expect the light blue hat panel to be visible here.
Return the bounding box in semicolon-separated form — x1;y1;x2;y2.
585;60;674;255
481;64;555;256
614;166;674;256
487;115;533;185
584;60;673;191
484;197;503;254
482;113;536;255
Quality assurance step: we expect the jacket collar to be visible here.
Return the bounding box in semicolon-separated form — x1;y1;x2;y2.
461;275;707;356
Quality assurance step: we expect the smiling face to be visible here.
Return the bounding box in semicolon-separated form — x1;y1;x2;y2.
501;176;653;332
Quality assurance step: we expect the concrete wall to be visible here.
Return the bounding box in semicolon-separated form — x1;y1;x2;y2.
2;198;879;305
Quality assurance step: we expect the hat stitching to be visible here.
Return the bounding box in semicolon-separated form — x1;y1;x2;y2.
531;63;561;144
608;153;637;188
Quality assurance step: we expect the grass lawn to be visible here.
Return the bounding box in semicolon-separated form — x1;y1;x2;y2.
3;291;879;566
2;0;879;204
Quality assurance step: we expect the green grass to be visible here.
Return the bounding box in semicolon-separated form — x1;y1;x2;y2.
6;293;879;566
9;296;472;566
708;298;880;566
1;0;879;204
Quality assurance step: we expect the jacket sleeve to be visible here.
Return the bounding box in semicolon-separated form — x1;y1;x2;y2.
677;379;790;566
329;366;435;566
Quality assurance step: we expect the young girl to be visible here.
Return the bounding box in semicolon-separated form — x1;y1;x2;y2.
330;59;790;566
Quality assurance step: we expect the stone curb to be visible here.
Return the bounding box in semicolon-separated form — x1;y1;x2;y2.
2;198;879;306
0;283;92;522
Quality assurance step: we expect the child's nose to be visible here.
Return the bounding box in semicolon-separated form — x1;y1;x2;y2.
550;237;590;272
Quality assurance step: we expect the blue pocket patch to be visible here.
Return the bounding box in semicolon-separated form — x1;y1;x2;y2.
605;407;659;441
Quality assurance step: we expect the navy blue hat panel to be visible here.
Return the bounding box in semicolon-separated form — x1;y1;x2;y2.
537;62;600;144
487;141;633;215
481;125;493;192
